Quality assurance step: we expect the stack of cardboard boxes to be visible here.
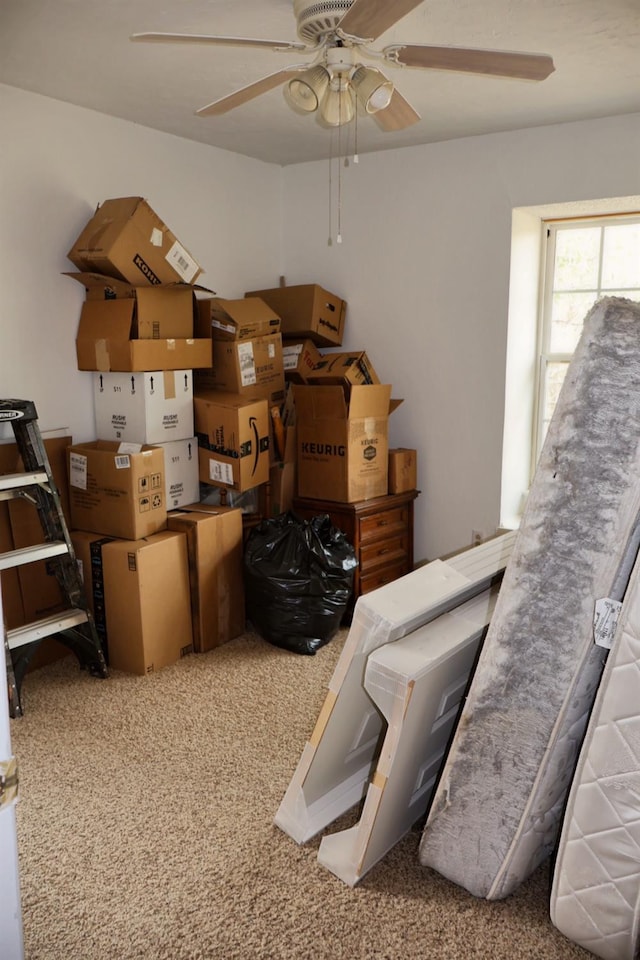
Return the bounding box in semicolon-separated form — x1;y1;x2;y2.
63;197;246;675
2;196;418;677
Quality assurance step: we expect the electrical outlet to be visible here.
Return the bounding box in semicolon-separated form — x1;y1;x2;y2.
472;529;485;546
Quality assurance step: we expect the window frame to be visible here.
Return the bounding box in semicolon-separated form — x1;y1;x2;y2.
532;213;640;471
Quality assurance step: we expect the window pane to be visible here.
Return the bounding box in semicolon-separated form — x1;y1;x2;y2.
605;289;640;303
540;361;569;448
553;227;601;291
601;223;640;289
549;291;598;352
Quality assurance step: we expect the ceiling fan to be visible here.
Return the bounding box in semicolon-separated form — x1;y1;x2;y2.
131;0;555;131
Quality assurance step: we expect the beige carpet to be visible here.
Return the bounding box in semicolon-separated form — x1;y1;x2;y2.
10;631;590;960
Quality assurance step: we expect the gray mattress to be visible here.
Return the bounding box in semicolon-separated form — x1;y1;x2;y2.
419;297;640;900
550;548;640;960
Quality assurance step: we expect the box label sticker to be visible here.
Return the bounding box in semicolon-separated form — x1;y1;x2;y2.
283;344;303;370
118;442;142;454
150;227;163;247
165;241;199;284
69;453;88;489
238;342;257;386
114;454;131;470
208;458;234;486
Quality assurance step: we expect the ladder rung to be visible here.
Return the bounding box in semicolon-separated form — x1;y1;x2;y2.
0;541;69;571
7;609;91;649
0;471;49;491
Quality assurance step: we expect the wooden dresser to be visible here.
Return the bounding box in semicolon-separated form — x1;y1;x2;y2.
292;489;419;607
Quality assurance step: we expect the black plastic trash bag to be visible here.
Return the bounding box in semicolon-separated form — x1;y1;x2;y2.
243;511;357;655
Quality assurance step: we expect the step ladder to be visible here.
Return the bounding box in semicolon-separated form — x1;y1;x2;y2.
0;399;107;717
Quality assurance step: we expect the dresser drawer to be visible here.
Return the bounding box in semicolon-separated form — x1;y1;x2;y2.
359;506;409;543
360;558;411;595
359;533;409;573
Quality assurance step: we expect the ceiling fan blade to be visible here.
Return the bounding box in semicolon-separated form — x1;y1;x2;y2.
338;0;425;42
196;68;308;117
131;32;307;51
387;44;555;80
373;89;421;131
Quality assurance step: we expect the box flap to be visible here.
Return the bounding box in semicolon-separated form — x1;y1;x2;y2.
293;384;348;420
198;297;281;339
77;299;135;340
347;384;392;418
64;272;215;300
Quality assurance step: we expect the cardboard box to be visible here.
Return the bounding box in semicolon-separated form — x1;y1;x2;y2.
167;503;244;652
71;529;117;661
307;351;380;387
196;297;281;341
76;299;212;372
194;333;285;406
388;448;417;494
282;339;323;384
194;391;270;493
68;441;166;540
101;530;193;674
67;196;202;286
294;384;394;503
245;284;346;347
155;437;200;510
93;370;194;444
66;272;196;339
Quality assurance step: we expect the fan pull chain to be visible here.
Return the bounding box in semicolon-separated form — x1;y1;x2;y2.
328;124;335;246
336;90;345;244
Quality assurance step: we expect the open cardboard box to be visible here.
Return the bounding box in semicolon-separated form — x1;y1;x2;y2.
294;384;401;503
76;298;212;372
65;271;211;339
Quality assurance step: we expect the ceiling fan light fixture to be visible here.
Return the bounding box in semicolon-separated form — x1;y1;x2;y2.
351;66;394;114
318;78;355;126
287;65;330;112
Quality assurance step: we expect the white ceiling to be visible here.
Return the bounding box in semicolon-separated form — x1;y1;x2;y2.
2;0;640;167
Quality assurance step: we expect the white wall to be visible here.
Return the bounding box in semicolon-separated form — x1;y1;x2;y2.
2;83;639;562
282;113;640;560
0;84;283;445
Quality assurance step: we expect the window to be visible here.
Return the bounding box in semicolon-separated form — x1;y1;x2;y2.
534;217;640;461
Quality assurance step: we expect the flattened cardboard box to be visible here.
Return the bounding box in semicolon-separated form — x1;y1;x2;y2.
93;370;194;444
294;384;397;503
66;271;197;339
196;297;281;341
67;441;166;540
76;299;212;372
194;391;270;493
67;196;202;286
167;503;245;652
101;530;193;675
307;350;379;387
245;284;346;347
